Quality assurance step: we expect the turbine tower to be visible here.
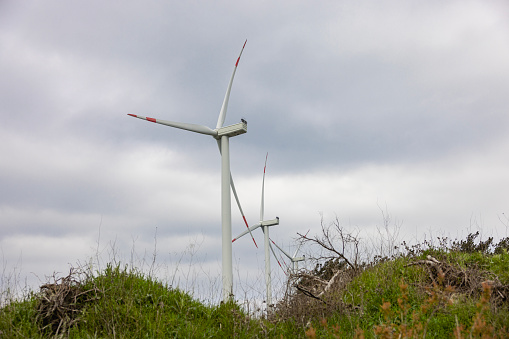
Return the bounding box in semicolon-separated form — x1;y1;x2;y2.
128;41;251;301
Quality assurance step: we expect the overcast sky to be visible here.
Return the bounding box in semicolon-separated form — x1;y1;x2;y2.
1;0;509;303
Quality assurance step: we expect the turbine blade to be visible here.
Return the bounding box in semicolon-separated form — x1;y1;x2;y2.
128;114;216;136
260;152;268;222
292;244;302;258
231;174;258;248
216;40;247;129
215;140;257;248
293;230;309;257
270;238;292;260
232;223;262;242
269;242;287;275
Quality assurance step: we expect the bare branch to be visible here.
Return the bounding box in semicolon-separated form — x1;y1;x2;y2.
298;216;360;271
294;285;327;304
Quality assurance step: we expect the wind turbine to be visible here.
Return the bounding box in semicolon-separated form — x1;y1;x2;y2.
128;41;255;301
232;153;280;306
270;238;306;274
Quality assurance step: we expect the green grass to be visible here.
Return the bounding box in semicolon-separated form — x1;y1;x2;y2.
302;247;509;338
0;264;268;338
1;234;509;338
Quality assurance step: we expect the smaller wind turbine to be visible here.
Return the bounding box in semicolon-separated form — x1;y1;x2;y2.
232;153;279;306
270;238;306;274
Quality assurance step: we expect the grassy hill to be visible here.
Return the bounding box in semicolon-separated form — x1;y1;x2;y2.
1;232;509;338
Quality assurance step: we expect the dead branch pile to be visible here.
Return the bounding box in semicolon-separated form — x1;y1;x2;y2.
272;220;509;326
271;265;359;325
292;263;354;304
406;255;508;304
271;218;366;324
36;269;99;336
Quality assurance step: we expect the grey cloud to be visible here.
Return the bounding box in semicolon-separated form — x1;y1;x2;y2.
1;0;509;297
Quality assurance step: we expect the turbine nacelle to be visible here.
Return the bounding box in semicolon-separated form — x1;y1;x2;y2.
261;217;279;227
216;121;247;138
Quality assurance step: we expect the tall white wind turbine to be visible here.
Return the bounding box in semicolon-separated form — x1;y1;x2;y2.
128;41;255;301
232;153;280;306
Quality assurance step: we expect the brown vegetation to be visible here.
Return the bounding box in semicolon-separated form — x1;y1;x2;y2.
36;269;98;336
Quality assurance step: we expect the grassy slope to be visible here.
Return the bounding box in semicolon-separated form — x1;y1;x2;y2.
1;264;267;338
299;248;509;338
1;247;509;338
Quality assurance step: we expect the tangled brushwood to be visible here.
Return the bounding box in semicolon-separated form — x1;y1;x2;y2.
272;263;359;326
272;218;367;324
36;269;99;336
272;217;509;334
406;255;509;305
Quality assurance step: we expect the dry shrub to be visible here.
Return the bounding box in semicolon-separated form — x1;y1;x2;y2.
406;255;509;306
272;218;367;325
36;269;99;336
271;265;360;326
275;223;509;334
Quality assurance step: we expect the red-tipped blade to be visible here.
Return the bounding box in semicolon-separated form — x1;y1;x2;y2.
216;40;247;129
235;40;247;67
269;241;288;276
127;114;216;136
243;215;258;248
227;168;258;248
